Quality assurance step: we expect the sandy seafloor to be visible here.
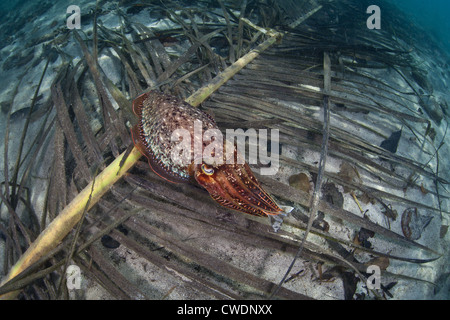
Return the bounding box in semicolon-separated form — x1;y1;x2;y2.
0;0;449;299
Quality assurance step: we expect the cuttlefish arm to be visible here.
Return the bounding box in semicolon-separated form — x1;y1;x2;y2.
189;161;283;217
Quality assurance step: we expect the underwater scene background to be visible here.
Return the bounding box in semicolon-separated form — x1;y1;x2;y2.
392;0;450;53
0;0;448;300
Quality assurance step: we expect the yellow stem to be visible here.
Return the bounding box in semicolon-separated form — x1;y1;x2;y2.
351;191;364;214
185;32;281;106
0;147;142;299
0;32;280;300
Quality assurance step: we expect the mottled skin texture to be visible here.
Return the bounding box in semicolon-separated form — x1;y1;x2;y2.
131;91;216;183
131;91;282;217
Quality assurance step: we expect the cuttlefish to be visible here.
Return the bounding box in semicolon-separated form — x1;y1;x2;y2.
131;91;283;217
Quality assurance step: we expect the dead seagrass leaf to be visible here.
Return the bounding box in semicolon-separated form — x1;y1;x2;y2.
440;225;448;239
338;161;362;193
321;182;343;209
288;172;311;193
420;183;428;195
365;256;390;270
359;192;375;205
401;207;433;240
381;203;398;221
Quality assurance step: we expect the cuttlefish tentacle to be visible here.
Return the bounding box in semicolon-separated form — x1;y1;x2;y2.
191;162;282;216
131;90;283;217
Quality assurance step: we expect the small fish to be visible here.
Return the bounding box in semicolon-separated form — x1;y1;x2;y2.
131;91;283;217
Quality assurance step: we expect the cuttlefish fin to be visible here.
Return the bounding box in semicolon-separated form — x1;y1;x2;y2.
132;92;148;116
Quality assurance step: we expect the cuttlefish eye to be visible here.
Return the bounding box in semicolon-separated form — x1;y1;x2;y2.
201;164;214;175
